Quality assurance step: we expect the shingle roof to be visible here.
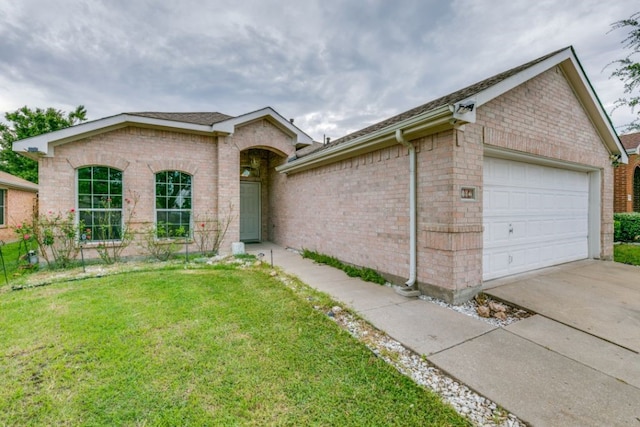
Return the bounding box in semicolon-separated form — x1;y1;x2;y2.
0;171;38;192
304;47;568;157
127;112;234;126
620;132;640;150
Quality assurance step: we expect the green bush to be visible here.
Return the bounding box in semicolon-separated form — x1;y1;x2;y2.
614;220;622;242
613;213;640;242
302;249;387;285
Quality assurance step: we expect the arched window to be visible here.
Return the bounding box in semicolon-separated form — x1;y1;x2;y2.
634;167;640;212
155;171;192;238
78;166;123;240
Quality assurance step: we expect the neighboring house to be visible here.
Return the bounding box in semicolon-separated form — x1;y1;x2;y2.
13;46;626;303
0;171;38;242
613;132;640;212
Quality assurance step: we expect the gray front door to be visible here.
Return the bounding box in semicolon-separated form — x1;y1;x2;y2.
240;181;261;242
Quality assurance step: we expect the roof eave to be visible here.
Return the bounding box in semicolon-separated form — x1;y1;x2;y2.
13;108;313;159
0;182;38;192
277;105;453;174
12;114;217;159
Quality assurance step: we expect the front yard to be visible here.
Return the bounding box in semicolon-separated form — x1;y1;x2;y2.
614;243;640;266
0;263;468;426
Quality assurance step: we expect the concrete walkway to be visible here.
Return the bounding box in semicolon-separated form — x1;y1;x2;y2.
247;243;640;426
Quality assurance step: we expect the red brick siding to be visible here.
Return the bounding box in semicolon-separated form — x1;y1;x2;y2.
0;188;37;242
614;154;640;212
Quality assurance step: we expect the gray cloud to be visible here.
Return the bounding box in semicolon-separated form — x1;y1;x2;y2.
0;0;638;140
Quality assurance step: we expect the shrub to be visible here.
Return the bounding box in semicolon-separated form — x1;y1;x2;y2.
613;213;640;242
193;203;235;256
302;249;387;285
614;220;622;242
30;209;83;268
139;222;186;261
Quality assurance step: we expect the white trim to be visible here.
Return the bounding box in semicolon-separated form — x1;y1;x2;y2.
214;107;313;146
483;145;600;172
588;170;601;259
13;108;313;159
277;106;452;174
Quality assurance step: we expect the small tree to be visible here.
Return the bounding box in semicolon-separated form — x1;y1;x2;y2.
609;12;640;131
0;106;87;183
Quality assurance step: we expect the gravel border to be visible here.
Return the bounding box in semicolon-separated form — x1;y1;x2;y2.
327;306;526;427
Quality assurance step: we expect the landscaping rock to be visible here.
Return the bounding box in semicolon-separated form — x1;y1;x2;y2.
477;306;491;318
489;301;507;313
493;311;507;321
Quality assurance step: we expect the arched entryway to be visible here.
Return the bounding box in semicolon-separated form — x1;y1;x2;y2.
634;166;640;212
239;148;286;242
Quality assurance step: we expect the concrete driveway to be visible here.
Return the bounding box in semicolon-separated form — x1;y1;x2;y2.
485;259;640;353
430;260;640;426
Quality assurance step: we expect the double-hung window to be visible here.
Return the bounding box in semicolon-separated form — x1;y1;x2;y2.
155;171;192;238
78;166;123;240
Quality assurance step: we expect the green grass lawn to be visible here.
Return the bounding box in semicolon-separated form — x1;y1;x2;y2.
614;243;640;266
0;264;468;426
0;240;31;282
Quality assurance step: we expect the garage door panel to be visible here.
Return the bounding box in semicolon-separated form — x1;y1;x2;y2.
483;158;590;281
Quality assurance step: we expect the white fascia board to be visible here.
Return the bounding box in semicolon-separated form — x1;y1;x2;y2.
13;114;214;158
484;145;600;172
213;107;313;145
277;106;452;174
474;48;574;106
558;57;629;164
474;47;627;163
0;181;39;192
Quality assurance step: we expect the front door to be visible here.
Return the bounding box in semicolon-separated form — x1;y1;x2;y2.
240;181;261;242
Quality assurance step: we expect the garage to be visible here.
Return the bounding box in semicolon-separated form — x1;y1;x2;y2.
483;156;591;281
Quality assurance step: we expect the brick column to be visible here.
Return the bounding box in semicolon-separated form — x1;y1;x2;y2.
217;135;240;254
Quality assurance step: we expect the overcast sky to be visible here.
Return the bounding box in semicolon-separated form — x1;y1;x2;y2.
0;0;638;141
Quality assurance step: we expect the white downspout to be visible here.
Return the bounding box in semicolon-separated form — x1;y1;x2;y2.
395;129;417;288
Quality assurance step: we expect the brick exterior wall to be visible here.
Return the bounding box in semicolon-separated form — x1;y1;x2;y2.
614;154;640;212
271;66;614;302
37;120;295;259
0;188;37;242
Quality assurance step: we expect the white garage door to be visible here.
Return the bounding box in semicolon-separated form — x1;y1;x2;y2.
483;157;589;281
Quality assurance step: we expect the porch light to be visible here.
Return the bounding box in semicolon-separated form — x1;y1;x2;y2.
250;155;261;170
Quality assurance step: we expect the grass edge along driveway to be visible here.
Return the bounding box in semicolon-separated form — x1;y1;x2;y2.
0;264;469;426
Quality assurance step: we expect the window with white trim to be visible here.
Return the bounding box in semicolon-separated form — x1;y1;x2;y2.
155;171;192;238
78;166;123;240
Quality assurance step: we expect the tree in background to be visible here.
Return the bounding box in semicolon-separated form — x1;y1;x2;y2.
609;11;640;131
0;106;87;183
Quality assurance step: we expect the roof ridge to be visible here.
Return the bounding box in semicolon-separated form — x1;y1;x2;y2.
305;47;571;156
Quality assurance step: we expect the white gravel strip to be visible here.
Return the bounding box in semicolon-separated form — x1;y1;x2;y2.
328;306;526;427
417;294;528;328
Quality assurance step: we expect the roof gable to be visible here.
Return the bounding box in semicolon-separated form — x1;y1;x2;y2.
620;132;640;151
279;46;627;174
